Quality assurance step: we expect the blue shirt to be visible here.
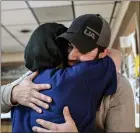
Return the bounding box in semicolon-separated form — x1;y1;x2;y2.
12;56;117;132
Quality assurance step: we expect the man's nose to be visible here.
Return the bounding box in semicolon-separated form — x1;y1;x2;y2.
68;49;80;60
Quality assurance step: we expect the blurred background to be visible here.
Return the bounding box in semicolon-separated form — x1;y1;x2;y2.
1;1;139;132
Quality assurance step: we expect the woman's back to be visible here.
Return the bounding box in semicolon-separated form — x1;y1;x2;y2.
12;56;117;132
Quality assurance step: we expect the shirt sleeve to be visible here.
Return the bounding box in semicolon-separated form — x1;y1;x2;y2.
1;71;31;113
104;74;135;132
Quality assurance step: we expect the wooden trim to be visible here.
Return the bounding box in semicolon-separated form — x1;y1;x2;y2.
1;61;24;67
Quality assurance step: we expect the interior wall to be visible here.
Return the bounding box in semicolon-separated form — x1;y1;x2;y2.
112;1;139;50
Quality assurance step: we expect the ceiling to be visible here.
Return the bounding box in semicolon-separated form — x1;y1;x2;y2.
1;1;121;53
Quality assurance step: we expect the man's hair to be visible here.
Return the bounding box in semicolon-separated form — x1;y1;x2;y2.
95;45;106;59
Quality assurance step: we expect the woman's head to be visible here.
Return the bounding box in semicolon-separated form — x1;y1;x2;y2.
24;23;68;72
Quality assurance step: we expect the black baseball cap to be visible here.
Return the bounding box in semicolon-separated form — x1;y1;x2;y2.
57;14;111;53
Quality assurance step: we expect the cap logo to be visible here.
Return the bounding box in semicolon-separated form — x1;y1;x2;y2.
84;26;99;40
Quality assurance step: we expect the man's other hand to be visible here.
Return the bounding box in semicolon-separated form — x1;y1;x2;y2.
11;71;52;113
32;106;78;132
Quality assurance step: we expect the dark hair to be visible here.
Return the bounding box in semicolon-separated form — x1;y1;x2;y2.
56;38;69;68
95;45;106;59
24;23;68;72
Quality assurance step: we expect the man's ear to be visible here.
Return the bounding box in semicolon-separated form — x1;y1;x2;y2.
99;49;108;58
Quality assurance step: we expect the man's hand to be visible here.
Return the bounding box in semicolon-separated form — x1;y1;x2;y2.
11;71;52;113
32;106;78;132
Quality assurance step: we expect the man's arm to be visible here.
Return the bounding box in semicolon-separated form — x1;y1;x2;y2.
1;71;31;113
1;71;52;113
104;73;135;132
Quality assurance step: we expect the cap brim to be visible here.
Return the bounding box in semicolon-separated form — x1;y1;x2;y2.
57;32;98;53
57;32;76;44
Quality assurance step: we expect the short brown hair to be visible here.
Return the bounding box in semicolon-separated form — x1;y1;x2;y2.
95;45;106;59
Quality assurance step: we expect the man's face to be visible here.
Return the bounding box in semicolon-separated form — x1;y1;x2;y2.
68;43;98;66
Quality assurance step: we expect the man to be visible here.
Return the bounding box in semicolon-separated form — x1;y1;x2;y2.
1;14;135;132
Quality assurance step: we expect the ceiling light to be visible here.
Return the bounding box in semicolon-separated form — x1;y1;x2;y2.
20;29;31;33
